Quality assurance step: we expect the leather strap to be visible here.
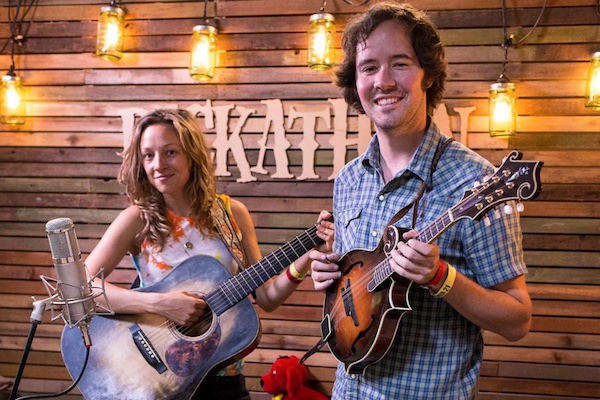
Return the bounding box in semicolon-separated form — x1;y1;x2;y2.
388;136;454;229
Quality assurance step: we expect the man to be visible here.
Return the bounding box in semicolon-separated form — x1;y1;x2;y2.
309;3;532;399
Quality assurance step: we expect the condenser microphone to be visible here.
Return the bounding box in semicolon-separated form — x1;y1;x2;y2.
45;217;94;347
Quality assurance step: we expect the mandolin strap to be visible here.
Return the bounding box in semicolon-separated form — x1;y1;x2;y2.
389;136;454;229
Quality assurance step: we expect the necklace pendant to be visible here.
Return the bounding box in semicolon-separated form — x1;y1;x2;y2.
184;241;194;250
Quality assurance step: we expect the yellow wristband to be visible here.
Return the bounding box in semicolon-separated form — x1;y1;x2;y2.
288;262;307;281
431;264;456;298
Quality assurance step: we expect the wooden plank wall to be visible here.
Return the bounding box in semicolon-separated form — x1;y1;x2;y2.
0;0;598;399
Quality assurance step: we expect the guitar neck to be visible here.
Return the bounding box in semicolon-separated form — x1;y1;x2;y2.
207;224;324;315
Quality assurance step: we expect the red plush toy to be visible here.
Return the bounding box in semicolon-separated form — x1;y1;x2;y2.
261;355;329;400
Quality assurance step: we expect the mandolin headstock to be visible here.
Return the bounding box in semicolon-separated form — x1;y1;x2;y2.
452;151;543;222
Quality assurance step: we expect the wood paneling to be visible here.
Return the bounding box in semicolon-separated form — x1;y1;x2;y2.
0;1;598;399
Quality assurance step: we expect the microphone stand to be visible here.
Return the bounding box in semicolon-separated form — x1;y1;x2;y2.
9;297;52;400
9;297;93;400
9;268;112;400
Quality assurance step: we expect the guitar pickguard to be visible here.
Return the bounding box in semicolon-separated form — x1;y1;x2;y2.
166;323;221;377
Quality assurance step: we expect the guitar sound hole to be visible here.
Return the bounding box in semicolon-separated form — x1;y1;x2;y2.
173;307;214;338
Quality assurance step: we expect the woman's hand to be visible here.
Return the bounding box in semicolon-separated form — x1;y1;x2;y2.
153;291;207;327
315;210;335;252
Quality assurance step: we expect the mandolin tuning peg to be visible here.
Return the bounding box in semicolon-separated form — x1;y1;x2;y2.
473;180;481;188
516;202;525;212
483;215;491;226
503;204;513;214
494;208;502;219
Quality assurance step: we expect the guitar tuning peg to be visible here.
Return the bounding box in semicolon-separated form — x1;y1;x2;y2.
516;202;525;212
503;204;513;214
473;181;481;187
483;215;491;226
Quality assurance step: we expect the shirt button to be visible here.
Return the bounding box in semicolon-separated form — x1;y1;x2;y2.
371;231;378;237
350;374;357;379
378;194;385;201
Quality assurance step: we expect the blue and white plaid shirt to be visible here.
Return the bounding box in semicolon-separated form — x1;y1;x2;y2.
331;122;527;399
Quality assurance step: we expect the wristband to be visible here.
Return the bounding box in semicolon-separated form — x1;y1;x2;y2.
288;262;307;281
285;267;303;285
427;259;447;288
431;264;457;298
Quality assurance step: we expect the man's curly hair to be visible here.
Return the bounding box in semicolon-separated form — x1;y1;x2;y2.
335;2;447;116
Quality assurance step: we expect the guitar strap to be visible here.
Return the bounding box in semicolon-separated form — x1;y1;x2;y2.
300;135;454;365
211;195;249;271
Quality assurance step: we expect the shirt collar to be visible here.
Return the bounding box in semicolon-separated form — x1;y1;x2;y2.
361;120;448;188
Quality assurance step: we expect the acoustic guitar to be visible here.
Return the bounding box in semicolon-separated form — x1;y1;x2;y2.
320;151;543;374
61;220;326;400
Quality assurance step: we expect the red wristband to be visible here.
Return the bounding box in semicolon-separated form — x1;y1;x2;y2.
427;259;447;288
286;267;303;285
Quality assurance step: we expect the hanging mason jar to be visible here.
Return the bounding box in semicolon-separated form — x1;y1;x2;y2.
189;24;218;81
308;13;335;70
585;51;600;109
1;71;25;125
96;4;125;61
489;81;516;137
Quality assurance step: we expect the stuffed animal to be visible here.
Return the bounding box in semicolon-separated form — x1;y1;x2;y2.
261;355;329;400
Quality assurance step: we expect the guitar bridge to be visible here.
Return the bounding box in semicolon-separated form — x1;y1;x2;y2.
130;323;168;374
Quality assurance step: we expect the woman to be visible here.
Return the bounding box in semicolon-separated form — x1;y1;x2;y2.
84;108;333;399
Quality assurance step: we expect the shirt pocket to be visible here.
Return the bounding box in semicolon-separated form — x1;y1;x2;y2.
337;207;362;252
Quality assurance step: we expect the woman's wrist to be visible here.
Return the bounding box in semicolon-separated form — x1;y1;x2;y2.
285;262;307;285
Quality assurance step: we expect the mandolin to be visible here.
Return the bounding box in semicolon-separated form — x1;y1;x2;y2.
320;151;543;374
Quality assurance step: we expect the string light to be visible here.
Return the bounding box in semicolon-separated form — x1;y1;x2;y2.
308;0;335;70
489;41;516;137
1;0;33;125
488;0;549;137
489;0;516;137
96;0;125;61
189;0;218;81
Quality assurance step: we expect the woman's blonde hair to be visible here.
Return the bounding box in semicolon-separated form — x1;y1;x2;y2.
118;108;217;251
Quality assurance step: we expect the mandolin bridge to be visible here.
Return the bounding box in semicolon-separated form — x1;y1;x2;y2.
341;278;360;326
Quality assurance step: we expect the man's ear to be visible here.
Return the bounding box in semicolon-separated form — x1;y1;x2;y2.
422;75;434;90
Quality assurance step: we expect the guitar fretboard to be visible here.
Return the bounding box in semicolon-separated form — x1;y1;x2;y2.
207;224;324;315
